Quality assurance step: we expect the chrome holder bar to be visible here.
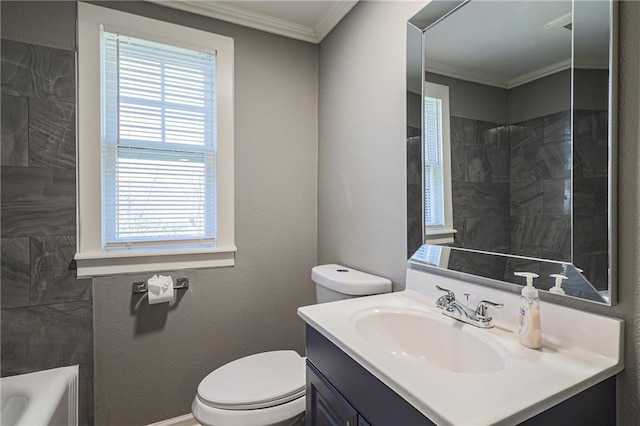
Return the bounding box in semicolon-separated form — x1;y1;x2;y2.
132;277;189;294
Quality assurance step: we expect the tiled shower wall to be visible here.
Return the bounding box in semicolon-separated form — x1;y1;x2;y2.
508;110;572;261
448;111;574;263
449;116;510;253
1;39;94;425
441;111;584;291
407;116;513;259
408;108;607;292
573;109;609;290
407;126;422;257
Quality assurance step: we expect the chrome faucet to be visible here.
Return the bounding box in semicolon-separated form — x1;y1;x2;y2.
435;285;503;329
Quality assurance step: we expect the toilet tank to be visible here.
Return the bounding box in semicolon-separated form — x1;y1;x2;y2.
311;264;392;303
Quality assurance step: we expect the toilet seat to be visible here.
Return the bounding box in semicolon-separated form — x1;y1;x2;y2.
198;350;306;410
193;351;306;426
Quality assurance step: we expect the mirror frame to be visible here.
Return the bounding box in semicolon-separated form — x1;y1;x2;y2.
406;0;618;305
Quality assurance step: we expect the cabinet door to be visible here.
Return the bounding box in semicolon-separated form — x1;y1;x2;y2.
307;363;358;426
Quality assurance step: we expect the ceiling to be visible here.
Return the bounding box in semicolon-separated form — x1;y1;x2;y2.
423;1;610;89
149;0;359;43
424;1;572;89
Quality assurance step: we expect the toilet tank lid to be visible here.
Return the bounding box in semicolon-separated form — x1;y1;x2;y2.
312;264;392;295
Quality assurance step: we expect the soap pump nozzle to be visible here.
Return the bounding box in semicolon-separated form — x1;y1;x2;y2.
514;272;539;298
549;274;568;295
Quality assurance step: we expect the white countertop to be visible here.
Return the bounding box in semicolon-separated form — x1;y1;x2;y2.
298;268;624;425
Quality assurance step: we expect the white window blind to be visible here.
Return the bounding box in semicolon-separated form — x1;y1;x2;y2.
423;244;443;266
102;31;217;250
422;82;455;244
424;96;445;230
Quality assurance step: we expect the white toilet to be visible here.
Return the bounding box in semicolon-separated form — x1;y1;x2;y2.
192;264;392;426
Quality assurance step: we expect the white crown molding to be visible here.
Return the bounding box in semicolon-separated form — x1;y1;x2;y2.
147;1;359;44
426;58;573;90
425;61;508;89
507;58;571;88
314;1;359;41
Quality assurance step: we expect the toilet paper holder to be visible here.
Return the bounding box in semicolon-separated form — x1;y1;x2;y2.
132;278;189;294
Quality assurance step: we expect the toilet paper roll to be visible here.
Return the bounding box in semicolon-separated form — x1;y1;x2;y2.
147;275;174;305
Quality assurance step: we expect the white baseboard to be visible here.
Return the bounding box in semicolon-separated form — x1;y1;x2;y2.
147;413;199;426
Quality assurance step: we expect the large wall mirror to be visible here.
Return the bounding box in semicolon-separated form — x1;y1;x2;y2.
407;0;617;305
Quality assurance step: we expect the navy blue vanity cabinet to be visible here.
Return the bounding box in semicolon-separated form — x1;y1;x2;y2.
305;325;615;426
305;325;434;426
357;415;371;426
306;363;358;426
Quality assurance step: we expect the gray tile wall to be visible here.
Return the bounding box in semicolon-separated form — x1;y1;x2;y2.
573;109;609;290
449;116;511;253
408;107;607;293
508;111;572;261
407;127;422;257
1;39;94;425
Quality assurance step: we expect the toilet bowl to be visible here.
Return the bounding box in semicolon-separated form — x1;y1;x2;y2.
192;265;391;426
192;351;305;426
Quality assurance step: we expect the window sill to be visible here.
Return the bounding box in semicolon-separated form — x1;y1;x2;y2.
425;228;457;245
74;246;237;278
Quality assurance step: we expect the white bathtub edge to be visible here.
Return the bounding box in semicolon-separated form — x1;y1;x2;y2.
1;365;79;426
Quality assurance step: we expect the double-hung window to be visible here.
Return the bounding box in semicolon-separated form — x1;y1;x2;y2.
423;82;455;244
76;3;235;277
101;33;216;250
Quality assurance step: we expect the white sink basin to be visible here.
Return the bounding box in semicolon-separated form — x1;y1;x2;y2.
354;307;511;374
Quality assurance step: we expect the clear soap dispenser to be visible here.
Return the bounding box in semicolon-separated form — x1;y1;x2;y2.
514;272;542;349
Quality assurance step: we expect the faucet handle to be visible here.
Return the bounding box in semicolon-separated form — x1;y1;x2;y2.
435;285;456;308
475;300;504;319
435;285;455;299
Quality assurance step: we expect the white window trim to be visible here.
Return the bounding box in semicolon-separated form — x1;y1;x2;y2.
76;3;235;277
423;82;455;245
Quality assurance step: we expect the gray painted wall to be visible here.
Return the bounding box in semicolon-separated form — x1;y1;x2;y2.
425;71;508;124
92;3;319;424
424;69;571;126
423;69;572;125
1;1;76;50
574;68;610;111
507;68;609;123
320;0;640;422
3;1;318;424
407;91;421;129
318;1;424;289
507;69;571;124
